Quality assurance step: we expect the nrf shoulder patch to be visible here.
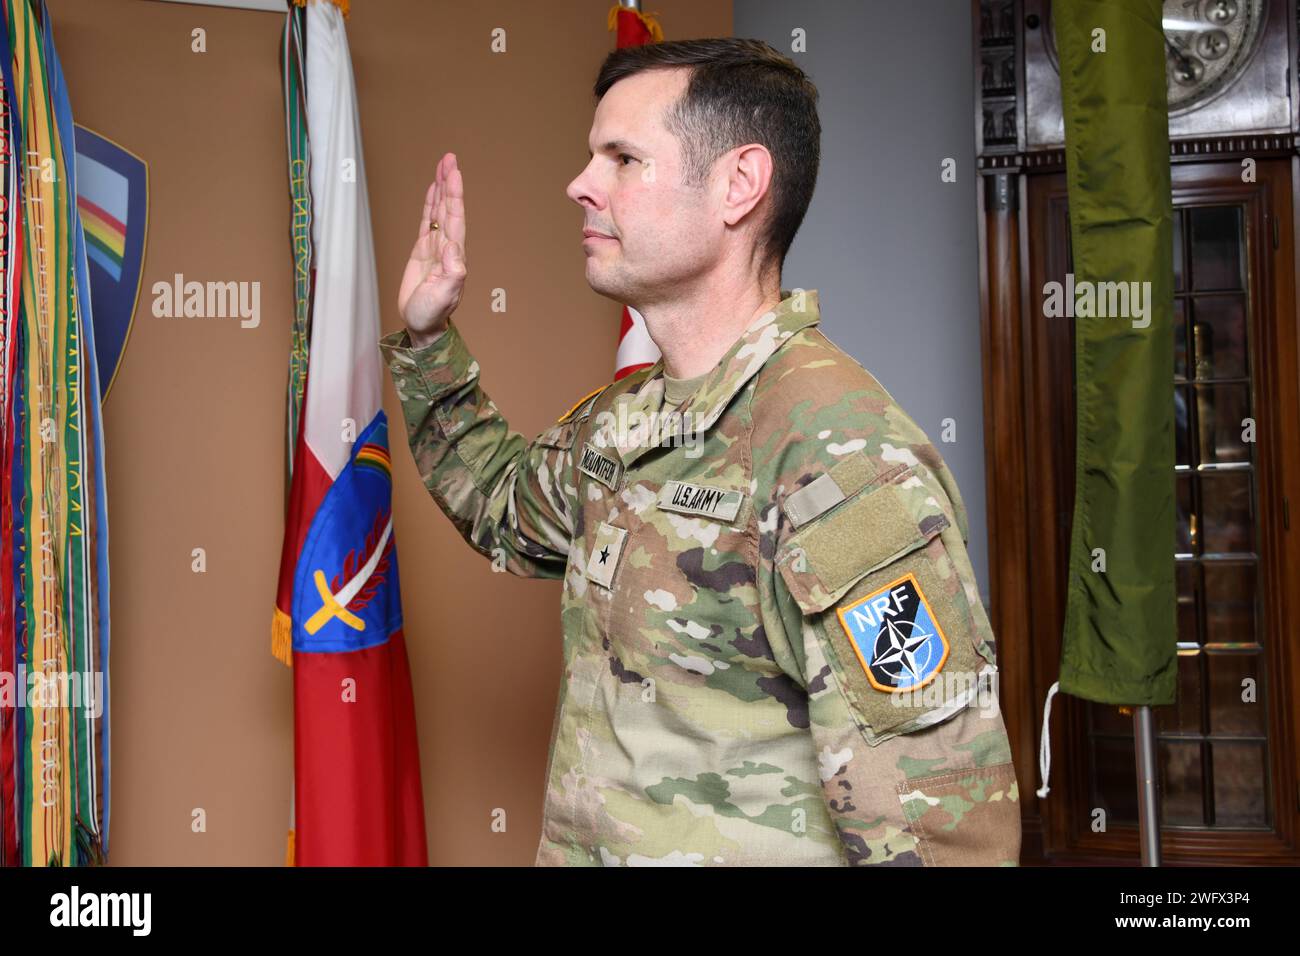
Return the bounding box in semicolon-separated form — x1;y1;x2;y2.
836;572;950;692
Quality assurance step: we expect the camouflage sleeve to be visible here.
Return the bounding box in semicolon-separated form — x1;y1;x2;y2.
757;382;1021;866
378;319;582;578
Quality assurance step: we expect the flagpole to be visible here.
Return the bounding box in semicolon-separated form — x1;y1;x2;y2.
610;0;666;380
1134;705;1162;865
1051;0;1174;871
148;0;289;12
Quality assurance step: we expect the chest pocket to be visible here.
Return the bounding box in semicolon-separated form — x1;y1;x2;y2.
775;461;997;746
582;475;762;679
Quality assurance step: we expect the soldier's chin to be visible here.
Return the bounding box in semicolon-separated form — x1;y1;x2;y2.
585;270;632;304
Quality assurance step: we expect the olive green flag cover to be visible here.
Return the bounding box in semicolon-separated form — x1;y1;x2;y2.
1055;0;1177;705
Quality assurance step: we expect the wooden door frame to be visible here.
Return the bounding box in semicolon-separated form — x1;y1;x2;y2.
979;157;1300;864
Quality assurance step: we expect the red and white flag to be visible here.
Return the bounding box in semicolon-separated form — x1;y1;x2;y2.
272;0;427;866
610;4;664;379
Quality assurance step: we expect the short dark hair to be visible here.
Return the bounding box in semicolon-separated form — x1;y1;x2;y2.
593;37;821;281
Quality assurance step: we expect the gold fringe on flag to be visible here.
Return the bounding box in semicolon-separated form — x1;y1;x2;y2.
606;4;664;42
272;608;294;667
285;828;295;866
291;0;350;19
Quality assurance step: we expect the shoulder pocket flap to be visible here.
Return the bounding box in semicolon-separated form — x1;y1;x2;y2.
783;450;894;529
777;476;949;616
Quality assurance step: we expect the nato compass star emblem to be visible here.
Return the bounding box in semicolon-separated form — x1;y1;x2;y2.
836;572;950;692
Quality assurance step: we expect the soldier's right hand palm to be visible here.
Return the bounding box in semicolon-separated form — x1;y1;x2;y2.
399;152;466;337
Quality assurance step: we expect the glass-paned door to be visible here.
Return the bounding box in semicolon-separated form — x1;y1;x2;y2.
1064;204;1270;831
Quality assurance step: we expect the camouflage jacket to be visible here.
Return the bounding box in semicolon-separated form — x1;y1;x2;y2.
379;288;1021;866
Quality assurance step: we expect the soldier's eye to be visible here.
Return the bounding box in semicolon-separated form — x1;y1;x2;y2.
619;153;636;166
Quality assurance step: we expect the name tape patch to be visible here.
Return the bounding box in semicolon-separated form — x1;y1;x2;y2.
836;572;950;692
579;442;621;491
656;480;744;523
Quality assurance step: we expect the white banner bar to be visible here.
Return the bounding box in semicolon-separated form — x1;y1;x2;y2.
149;0;290;13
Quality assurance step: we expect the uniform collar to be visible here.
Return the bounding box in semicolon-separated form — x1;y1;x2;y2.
598;288;822;468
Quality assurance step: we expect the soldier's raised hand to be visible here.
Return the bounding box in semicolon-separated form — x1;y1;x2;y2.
398;152;466;346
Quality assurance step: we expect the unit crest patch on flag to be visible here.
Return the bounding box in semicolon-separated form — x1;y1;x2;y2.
291;411;402;654
836;572;950;692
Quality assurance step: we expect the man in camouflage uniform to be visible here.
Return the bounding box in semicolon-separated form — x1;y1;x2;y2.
380;40;1021;866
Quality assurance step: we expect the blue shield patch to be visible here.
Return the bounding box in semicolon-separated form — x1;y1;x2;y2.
836;572;950;692
292;411;404;653
74;124;149;403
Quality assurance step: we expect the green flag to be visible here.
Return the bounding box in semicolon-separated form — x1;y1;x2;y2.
1055;0;1177;706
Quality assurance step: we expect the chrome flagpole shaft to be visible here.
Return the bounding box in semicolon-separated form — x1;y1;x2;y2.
1134;705;1161;865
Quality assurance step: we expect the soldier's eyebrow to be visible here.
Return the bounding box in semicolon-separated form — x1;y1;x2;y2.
587;139;647;159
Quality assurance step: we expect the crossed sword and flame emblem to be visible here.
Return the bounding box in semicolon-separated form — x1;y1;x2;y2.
303;514;394;635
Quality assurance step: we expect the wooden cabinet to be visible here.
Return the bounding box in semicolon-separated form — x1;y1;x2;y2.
975;1;1300;864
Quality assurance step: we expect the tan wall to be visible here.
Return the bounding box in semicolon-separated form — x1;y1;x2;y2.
44;0;732;865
